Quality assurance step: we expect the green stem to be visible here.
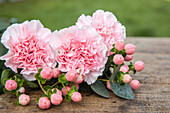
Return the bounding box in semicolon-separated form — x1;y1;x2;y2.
62;83;68;92
38;80;47;95
98;78;109;82
51;81;60;87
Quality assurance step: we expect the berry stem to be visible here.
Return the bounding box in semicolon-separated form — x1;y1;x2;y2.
51;81;60;87
62;83;68;92
38;80;47;95
98;79;109;82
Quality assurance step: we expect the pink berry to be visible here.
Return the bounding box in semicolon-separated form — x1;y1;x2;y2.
113;54;124;65
61;86;71;96
52;88;62;96
115;40;125;51
130;80;140;90
134;61;144;72
38;97;51;109
51;94;63;105
5;80;17;91
125;54;133;61
74;75;84;84
120;65;129;73
18;87;25;93
125;44;136;55
52;68;61;78
65;70;78;82
71;92;82;102
19;94;30;105
123;74;132;83
107;81;111;90
40;67;53;80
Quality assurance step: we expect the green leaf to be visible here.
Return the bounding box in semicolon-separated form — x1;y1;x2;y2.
70;86;78;92
35;73;46;84
58;73;67;84
65;94;72;101
3;87;10;93
1;69;15;85
110;65;134;100
36;97;40;104
24;80;38;89
90;80;110;98
14;101;20;106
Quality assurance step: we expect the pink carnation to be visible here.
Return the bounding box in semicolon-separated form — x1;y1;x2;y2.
50;26;108;84
0;20;56;81
76;10;126;56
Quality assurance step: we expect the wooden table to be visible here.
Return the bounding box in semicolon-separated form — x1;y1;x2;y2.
0;38;170;113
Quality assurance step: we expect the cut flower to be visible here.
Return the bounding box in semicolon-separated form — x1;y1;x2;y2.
50;26;108;84
0;20;56;81
76;9;126;56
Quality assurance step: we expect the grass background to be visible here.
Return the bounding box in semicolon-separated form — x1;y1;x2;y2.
0;0;170;37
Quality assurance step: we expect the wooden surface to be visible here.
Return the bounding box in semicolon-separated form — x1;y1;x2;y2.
0;38;170;113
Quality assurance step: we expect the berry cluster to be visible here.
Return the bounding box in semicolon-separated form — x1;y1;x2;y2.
107;40;144;90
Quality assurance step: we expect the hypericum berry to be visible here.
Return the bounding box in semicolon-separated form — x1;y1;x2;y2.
113;54;124;65
61;86;71;96
52;68;61;78
51;94;63;105
5;80;17;91
17;87;25;93
115;40;125;51
65;70;78;82
134;61;144;72
120;65;129;73
69;83;79;90
52;88;62;96
40;67;53;80
125;54;133;61
19;94;30;105
71;92;82;102
123;74;132;83
125;44;136;55
38;97;51;109
74;75;84;84
107;81;111;90
130;80;140;90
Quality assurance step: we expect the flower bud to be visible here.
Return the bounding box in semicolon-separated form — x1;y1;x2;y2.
19;94;30;105
65;70;78;82
123;74;132;83
113;54;124;65
71;92;82;102
125;54;133;61
17;87;25;93
40;67;53;80
5;80;17;91
120;65;129;73
52;88;62;96
125;44;136;55
74;75;84;84
61;86;71;96
52;68;61;78
134;61;144;72
115;40;125;51
107;81;111;90
38;97;51;109
51;94;63;105
130;80;140;90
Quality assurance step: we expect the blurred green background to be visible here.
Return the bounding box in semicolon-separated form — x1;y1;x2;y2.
0;0;170;37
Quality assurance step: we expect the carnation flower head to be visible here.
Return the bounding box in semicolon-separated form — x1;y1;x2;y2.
50;26;108;84
0;20;56;81
76;9;126;56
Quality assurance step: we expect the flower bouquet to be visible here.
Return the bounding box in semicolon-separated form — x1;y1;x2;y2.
0;10;144;109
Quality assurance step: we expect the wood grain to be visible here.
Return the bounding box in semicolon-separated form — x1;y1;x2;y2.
0;38;170;113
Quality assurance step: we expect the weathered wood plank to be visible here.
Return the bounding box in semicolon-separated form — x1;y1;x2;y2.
0;38;170;113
